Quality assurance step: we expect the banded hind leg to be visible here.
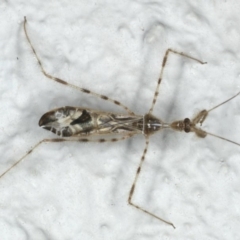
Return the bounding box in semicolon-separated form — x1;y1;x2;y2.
0;134;135;179
23;17;134;115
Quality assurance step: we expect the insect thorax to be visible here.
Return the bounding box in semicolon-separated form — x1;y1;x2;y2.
143;113;165;136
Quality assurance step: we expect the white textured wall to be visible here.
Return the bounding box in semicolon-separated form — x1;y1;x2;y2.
1;1;240;240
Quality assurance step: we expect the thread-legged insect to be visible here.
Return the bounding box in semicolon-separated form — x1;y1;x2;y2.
1;17;240;229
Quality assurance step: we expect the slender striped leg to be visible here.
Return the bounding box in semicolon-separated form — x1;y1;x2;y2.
23;17;134;115
127;49;206;228
148;48;207;114
128;137;176;228
0;134;134;179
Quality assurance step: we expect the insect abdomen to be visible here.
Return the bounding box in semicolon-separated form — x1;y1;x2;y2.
39;107;96;137
39;107;144;137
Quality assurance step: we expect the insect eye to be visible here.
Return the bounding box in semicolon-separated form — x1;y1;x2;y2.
184;126;191;133
183;118;191;133
184;118;190;124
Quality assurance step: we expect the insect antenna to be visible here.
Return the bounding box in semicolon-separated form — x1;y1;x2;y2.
190;90;240;145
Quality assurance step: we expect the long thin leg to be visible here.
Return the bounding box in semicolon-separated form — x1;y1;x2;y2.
0;134;134;180
149;48;207;114
128;137;176;228
23;17;134;115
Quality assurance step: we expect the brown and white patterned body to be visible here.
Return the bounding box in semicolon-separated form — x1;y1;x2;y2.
39;106;169;138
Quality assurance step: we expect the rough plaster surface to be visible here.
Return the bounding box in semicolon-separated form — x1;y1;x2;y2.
1;1;240;240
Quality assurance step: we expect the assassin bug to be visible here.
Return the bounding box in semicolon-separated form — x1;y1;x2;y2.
1;17;240;229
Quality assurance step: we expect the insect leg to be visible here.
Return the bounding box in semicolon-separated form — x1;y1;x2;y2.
0;134;134;180
191;91;240;145
193;91;240;126
128;137;176;228
23;17;134;115
149;48;207;114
